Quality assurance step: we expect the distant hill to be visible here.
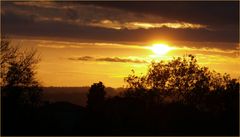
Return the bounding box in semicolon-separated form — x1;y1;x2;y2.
42;87;124;106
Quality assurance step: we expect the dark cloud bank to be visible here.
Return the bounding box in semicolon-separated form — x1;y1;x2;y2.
1;1;239;50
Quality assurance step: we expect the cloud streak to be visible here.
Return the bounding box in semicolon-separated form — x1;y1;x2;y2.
89;20;207;30
69;56;148;64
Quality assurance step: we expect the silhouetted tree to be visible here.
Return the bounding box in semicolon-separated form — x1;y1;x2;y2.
1;36;18;85
87;81;106;112
1;36;42;106
124;55;239;112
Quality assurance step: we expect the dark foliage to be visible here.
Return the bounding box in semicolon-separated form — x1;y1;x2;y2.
1;37;42;107
1;37;43;135
123;55;239;113
87;81;106;112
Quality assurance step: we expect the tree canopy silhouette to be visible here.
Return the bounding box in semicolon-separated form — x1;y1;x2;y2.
124;55;239;112
1;36;42;106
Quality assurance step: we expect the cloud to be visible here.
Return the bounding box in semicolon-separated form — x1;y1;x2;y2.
89;20;206;30
1;2;209;30
170;41;239;54
86;2;238;26
180;47;237;54
12;1;58;9
69;56;94;61
2;1;239;46
69;56;148;64
173;46;239;58
7;2;207;30
96;57;147;63
34;39;142;49
37;44;85;49
3;17;238;46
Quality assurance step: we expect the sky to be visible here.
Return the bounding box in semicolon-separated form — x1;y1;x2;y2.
1;1;239;87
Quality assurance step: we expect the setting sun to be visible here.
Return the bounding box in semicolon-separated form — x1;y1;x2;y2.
150;43;173;55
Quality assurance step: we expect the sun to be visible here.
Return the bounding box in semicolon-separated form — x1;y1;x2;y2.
150;43;173;55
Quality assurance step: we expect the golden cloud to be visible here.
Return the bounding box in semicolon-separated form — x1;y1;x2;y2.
89;19;207;30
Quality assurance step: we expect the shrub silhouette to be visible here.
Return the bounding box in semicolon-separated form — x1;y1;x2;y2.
87;81;106;112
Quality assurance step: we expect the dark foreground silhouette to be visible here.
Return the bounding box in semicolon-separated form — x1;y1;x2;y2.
2;82;239;136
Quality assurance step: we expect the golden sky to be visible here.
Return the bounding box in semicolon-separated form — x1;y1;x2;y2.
9;38;239;87
2;1;239;87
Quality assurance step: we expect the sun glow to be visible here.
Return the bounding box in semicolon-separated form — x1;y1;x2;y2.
150;43;173;55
